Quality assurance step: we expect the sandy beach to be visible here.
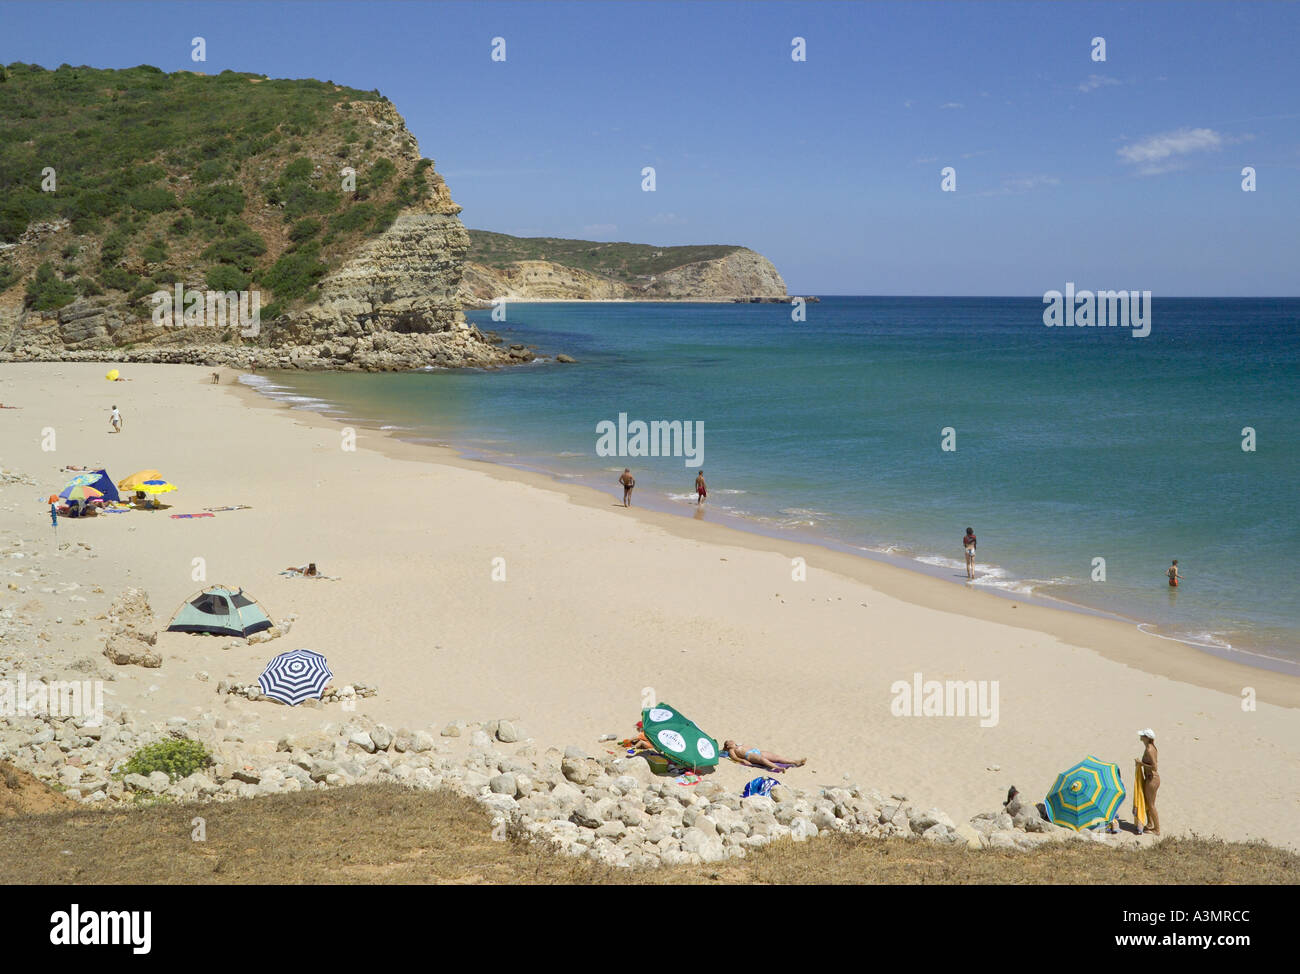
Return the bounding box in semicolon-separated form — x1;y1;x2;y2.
2;362;1298;850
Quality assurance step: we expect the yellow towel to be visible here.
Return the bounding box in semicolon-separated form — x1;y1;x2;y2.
1132;759;1147;828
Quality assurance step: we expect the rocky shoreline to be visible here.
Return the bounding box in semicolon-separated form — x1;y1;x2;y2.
0;694;1154;867
0;590;1153;869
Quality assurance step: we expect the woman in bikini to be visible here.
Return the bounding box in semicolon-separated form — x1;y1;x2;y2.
963;527;977;579
1137;729;1160;835
722;740;806;772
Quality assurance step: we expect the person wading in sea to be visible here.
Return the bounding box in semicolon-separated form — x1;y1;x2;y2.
695;470;707;505
963;527;977;579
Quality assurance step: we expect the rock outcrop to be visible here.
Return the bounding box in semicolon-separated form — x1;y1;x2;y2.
459;247;788;304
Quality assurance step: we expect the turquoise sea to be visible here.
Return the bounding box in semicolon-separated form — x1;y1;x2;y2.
243;297;1300;671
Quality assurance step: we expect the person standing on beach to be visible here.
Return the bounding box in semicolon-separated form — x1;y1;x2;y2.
695;470;707;505
49;500;58;529
619;468;635;507
109;405;122;433
1166;560;1181;587
1137;729;1160;835
963;527;977;579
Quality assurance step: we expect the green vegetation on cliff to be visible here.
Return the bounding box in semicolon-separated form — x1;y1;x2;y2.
467;230;742;283
0;63;443;320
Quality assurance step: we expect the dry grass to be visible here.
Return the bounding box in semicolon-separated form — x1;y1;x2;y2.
2;782;1295;885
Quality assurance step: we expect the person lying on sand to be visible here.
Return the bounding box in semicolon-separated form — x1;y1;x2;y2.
0;403;20;409
284;562;319;576
722;740;806;772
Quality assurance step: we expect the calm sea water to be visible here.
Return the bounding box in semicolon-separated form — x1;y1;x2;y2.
244;297;1300;669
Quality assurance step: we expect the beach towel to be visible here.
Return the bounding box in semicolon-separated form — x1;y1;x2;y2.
99;507;129;514
204;505;252;512
741;776;780;798
169;513;216;519
1132;759;1147;829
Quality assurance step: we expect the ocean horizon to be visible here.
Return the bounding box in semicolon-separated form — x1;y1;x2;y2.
242;296;1300;671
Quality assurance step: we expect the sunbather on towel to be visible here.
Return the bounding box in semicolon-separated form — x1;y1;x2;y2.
722;740;806;771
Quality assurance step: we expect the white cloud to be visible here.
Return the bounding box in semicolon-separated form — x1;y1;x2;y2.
939;102;963;110
650;213;687;226
1077;74;1121;93
1117;127;1224;165
582;223;618;235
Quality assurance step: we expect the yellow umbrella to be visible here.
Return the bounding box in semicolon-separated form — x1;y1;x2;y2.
106;369;119;381
118;469;161;490
137;479;177;494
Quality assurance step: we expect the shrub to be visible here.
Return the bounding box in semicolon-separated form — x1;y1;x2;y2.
185;183;245;219
121;738;212;782
205;264;250;292
201;229;266;271
262;241;327;300
99;229;131;267
289;217;321;243
0;262;21;290
329;203;373;233
127;185;178;213
24;261;78;310
99;265;138;292
141;236;168;264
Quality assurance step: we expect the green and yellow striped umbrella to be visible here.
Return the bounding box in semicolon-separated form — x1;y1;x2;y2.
1045;756;1127;831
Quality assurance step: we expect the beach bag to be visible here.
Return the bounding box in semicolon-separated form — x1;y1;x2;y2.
741;776;779;798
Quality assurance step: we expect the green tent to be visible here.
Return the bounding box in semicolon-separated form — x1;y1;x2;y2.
641;702;719;770
167;585;273;637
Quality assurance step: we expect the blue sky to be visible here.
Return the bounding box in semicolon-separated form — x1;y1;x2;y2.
4;1;1298;294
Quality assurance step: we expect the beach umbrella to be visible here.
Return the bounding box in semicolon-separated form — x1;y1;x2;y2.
1045;756;1127;831
118;470;161;490
64;473;99;488
58;484;103;503
138;479;177;494
105;369;119;381
257;649;333;706
641;702;720;770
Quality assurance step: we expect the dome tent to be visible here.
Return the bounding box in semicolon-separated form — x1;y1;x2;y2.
167;585;273;637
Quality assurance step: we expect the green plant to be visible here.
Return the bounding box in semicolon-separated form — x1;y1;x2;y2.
205;264;250;291
141;236;168;264
289;217;322;242
24;260;77;310
262;241;327;300
120;737;212;782
0;262;21;290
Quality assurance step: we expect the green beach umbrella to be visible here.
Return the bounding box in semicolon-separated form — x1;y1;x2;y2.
641;702;719;770
1045;756;1127;831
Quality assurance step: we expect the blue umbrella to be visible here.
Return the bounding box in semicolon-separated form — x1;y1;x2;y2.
257;649;333;706
1045;756;1127;831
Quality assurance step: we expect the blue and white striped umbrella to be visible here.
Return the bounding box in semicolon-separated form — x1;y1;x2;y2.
257;649;333;706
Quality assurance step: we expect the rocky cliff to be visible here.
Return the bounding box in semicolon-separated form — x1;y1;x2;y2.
458;245;788;304
0;65;516;371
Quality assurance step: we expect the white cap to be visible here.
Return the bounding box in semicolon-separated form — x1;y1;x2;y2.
1137;728;1155;741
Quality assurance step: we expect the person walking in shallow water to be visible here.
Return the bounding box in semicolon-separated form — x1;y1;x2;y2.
695;470;707;505
618;468;635;507
1166;560;1181;587
963;527;977;579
